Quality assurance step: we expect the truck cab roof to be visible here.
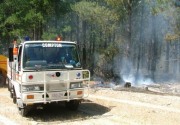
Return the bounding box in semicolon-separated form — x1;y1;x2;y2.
21;41;77;45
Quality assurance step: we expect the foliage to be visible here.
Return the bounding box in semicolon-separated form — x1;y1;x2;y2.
149;0;180;40
41;32;57;40
105;0;142;20
165;33;180;41
0;0;71;41
0;0;179;80
72;1;118;22
72;1;118;34
102;42;119;62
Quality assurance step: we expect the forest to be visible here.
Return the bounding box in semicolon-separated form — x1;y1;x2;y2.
0;0;180;85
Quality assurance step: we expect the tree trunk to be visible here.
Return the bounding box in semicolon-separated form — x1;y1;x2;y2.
76;15;80;44
82;20;87;67
151;15;158;80
179;38;180;74
136;1;145;79
165;41;170;72
70;13;74;41
127;0;132;58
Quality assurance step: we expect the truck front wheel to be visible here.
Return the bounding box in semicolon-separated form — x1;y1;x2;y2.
65;100;80;110
10;91;13;98
18;107;28;117
12;88;16;104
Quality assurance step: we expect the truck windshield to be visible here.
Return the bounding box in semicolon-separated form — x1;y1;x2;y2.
23;43;81;70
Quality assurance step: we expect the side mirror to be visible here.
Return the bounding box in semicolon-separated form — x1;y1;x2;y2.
8;47;14;62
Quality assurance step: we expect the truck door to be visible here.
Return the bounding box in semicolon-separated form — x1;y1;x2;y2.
17;46;22;71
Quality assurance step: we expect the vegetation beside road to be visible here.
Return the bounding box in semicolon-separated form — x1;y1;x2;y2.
0;0;179;83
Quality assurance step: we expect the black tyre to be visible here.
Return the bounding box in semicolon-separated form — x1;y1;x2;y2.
7;78;10;91
10;91;13;98
18;107;29;117
17;100;31;117
8;79;13;98
65;100;80;110
13;88;16;104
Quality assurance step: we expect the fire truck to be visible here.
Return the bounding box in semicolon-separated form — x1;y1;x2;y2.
6;37;90;116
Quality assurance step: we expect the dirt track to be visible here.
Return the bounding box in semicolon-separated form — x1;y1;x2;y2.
0;83;180;125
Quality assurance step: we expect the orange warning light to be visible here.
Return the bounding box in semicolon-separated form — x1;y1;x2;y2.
56;35;62;41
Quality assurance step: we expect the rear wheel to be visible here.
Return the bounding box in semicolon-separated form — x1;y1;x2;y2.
7;79;13;98
12;88;16;104
65;100;80;110
10;91;13;98
7;78;10;91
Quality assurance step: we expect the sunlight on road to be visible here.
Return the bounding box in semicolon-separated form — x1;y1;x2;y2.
0;115;17;125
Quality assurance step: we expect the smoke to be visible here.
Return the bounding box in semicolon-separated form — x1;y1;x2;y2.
91;1;179;86
121;74;154;86
113;1;180;85
114;56;154;86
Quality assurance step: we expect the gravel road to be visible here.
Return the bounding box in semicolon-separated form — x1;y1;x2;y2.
0;82;180;125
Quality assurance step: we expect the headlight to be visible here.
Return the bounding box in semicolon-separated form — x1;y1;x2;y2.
82;71;90;79
22;85;43;92
70;82;82;89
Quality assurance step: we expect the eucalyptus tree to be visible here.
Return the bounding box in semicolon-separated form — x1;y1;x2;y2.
72;1;118;48
0;0;71;41
0;0;29;54
0;0;44;41
71;0;119;75
105;0;142;56
103;0;180;82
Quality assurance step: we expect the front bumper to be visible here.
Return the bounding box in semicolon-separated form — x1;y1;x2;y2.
21;89;87;104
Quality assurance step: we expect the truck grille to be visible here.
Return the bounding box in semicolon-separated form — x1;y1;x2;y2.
46;83;67;91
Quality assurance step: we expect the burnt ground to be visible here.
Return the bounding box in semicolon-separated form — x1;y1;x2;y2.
89;81;180;96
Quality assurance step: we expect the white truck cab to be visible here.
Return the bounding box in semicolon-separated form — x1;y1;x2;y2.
7;40;90;116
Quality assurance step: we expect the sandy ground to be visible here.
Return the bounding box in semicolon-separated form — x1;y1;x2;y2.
0;79;180;125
